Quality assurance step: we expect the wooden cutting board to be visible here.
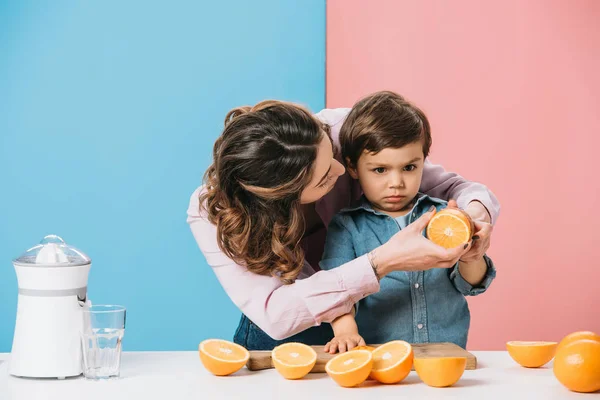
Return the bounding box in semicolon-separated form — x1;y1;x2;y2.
247;342;476;372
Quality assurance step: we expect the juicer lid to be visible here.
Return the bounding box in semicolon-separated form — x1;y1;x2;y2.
13;235;91;267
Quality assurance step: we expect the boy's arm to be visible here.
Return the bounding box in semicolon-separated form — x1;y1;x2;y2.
325;311;366;354
320;215;367;353
458;257;487;286
450;254;497;296
319;214;358;271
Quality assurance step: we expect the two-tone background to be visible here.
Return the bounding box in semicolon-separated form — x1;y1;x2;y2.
1;0;598;352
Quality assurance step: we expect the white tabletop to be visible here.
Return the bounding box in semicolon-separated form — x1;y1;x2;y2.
0;351;591;399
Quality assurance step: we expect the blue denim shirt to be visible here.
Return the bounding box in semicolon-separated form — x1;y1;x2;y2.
319;193;496;349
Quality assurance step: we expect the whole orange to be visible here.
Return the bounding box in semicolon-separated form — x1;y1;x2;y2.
553;339;600;393
556;331;600;353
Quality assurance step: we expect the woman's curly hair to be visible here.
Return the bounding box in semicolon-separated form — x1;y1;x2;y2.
200;100;329;284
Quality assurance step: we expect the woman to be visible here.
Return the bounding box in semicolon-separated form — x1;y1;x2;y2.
187;100;499;350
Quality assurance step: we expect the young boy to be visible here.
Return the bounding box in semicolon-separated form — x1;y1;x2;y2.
320;91;496;352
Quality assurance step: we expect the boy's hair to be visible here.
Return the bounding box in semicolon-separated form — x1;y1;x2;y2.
339;91;432;167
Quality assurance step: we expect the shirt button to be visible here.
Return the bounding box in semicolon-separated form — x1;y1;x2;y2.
414;283;420;289
417;324;424;329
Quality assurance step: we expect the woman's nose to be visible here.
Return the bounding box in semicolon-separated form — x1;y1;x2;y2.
332;159;345;176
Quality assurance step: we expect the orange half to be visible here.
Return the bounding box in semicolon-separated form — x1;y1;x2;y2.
506;341;557;368
353;345;376;352
325;349;373;388
199;339;250;376
426;208;473;249
414;357;467;387
271;342;317;380
369;340;414;384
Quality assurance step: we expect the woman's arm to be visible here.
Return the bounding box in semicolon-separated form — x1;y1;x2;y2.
187;188;379;340
420;159;500;224
187;186;477;340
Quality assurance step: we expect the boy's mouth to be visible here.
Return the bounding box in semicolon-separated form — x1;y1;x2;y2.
383;195;406;203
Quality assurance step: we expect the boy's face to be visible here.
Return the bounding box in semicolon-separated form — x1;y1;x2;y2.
348;141;425;216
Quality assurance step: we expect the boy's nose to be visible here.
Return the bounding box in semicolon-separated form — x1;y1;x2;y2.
389;172;404;188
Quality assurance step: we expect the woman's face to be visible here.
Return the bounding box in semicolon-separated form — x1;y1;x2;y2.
300;134;346;204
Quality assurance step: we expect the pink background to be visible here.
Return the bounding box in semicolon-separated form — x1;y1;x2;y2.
326;0;600;350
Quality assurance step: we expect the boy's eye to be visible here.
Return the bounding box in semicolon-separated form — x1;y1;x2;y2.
373;167;386;174
404;164;416;172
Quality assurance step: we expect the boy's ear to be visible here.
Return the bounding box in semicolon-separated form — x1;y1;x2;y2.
345;157;359;179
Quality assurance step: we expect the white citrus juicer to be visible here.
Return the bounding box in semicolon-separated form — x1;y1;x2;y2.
9;234;92;378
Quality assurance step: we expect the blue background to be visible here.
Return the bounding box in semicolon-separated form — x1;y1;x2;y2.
0;1;325;351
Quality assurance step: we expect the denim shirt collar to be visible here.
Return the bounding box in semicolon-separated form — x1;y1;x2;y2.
340;193;447;218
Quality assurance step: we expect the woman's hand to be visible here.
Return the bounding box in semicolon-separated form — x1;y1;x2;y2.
371;206;470;277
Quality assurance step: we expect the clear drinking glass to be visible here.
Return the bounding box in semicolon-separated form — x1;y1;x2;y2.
81;305;126;379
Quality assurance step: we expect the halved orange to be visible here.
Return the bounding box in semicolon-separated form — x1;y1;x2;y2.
414;357;467;387
553;338;600;393
325;349;373;388
506;341;557;368
556;331;600;353
369;340;413;384
351;345;376;380
271;342;317;380
199;339;250;376
353;345;376;352
426;208;474;249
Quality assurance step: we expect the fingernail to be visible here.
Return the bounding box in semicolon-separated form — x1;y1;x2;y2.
472;235;480;240
429;206;436;212
463;243;469;249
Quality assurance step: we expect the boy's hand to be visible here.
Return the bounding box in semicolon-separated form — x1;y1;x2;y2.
327;313;364;353
446;200;492;263
460;219;492;262
324;333;366;354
